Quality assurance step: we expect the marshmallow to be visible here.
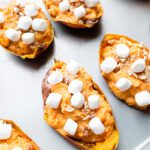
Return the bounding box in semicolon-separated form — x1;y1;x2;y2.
14;7;20;13
89;117;105;135
22;32;35;45
11;147;23;150
68;79;83;94
16;0;27;6
5;28;20;42
88;94;100;109
66;60;80;75
32;18;48;32
25;4;38;17
74;6;86;19
46;93;62;109
0;12;4;23
131;59;146;73
135;91;150;107
18;16;32;30
48;71;63;85
115;44;130;58
63;119;78;135
85;0;99;8
0;124;12;140
100;57;117;73
59;0;70;12
116;78;132;92
71;92;84;109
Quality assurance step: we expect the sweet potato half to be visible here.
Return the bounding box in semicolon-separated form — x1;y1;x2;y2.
42;60;119;150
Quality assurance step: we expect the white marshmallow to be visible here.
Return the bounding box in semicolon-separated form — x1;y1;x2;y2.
48;71;63;85
89;117;105;135
74;6;86;19
46;93;62;109
100;57;117;73
116;78;132;92
63;118;78;135
71;92;84;109
14;7;20;13
66;60;80;75
68;79;83;94
88;94;100;109
131;59;146;73
135;91;150;107
22;32;35;45
32;18;48;32
0;12;4;23
25;4;38;17
11;147;23;150
0;124;12;140
5;28;20;42
115;44;130;58
85;0;99;8
59;0;70;12
16;0;27;6
18;16;32;30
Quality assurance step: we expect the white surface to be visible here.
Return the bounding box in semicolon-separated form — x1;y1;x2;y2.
1;0;150;150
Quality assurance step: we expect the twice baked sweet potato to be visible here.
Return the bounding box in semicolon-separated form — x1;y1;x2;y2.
0;119;40;149
99;34;150;110
42;60;119;150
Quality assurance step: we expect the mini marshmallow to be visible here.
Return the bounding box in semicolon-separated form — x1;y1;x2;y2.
74;6;86;19
88;94;100;109
25;4;38;17
46;93;62;109
11;147;23;150
5;28;20;42
85;0;99;8
63;118;78;135
89;117;105;135
32;18;48;32
115;44;130;58
59;0;70;12
0;124;12;140
66;60;80;75
71;92;84;109
116;78;132;92
131;58;146;73
16;0;27;6
135;91;150;107
48;71;63;85
22;32;35;45
100;57;117;73
14;7;20;13
0;12;4;23
68;79;83;94
18;16;32;30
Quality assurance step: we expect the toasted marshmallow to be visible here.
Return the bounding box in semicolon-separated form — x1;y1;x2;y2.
89;117;105;135
48;71;63;85
0;124;12;140
85;0;99;8
131;59;146;73
12;147;23;150
5;28;20;42
46;93;62;109
88;94;100;109
59;0;70;12
18;16;32;30
74;6;86;19
115;44;130;58
63;119;78;135
25;4;38;17
22;32;35;45
100;57;117;73
71;92;84;109
0;12;4;23
116;78;132;92
32;18;47;32
135;91;150;107
68;79;83;94
66;60;80;75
